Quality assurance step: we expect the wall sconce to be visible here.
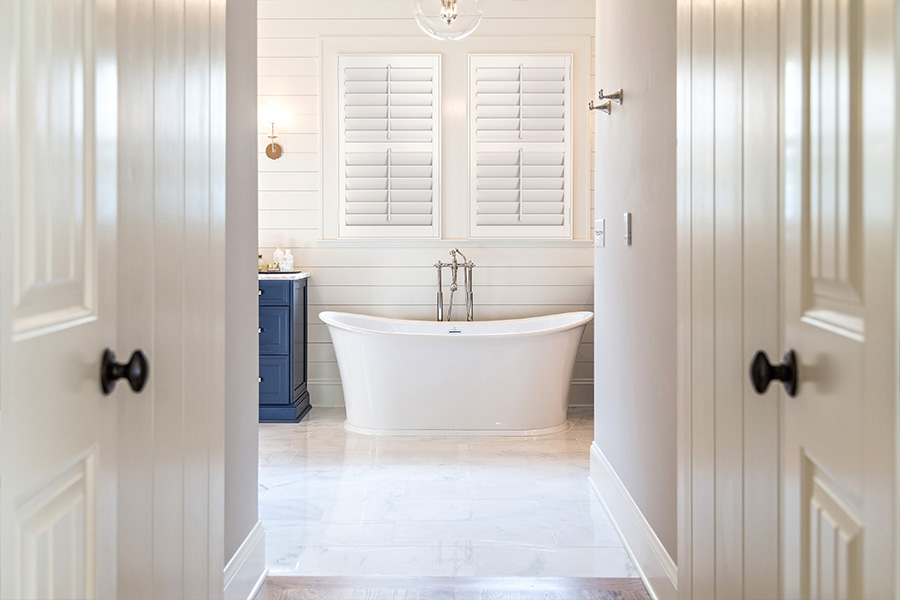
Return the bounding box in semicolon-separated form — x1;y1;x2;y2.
266;122;283;160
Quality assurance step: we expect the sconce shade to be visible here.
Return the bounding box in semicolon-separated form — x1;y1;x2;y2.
413;0;483;41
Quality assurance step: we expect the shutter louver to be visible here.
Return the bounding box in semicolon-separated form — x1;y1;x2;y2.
469;55;573;238
339;55;441;238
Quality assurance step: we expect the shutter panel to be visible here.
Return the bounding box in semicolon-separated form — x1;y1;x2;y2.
469;55;573;238
338;55;440;238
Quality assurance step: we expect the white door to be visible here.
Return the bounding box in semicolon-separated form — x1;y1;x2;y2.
1;1;228;597
0;0;120;597
780;0;897;597
678;0;897;598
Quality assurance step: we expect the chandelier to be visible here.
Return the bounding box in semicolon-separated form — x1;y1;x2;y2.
413;0;484;41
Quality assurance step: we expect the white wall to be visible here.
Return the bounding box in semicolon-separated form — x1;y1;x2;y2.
590;0;677;592
257;0;597;407
225;0;261;570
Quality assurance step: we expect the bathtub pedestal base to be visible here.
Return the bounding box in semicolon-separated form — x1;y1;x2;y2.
342;420;571;437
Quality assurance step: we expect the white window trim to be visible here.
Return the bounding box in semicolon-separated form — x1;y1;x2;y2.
320;36;592;243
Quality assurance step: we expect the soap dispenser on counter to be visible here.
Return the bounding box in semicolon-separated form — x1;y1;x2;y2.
283;249;294;272
272;244;284;269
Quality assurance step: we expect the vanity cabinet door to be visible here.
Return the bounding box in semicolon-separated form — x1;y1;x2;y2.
258;280;291;305
259;306;292;355
259;356;292;405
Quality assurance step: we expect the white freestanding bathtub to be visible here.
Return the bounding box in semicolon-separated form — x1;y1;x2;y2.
320;311;593;436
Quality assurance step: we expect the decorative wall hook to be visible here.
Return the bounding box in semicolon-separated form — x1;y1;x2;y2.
266;121;283;160
588;99;612;114
599;88;624;105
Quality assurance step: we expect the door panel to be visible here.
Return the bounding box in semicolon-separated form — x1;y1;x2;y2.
0;0;118;597
806;0;864;322
781;0;897;597
806;465;862;598
799;0;865;497
793;0;865;509
11;0;100;339
16;452;97;599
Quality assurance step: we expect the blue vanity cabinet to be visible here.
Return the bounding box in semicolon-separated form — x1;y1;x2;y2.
258;277;311;422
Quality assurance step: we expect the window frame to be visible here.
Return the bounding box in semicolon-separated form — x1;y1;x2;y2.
468;53;574;239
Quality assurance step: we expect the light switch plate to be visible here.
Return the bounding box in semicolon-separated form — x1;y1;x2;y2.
594;219;605;248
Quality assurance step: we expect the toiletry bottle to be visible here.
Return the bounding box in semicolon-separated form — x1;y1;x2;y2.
272;244;284;271
258;255;265;273
284;249;294;272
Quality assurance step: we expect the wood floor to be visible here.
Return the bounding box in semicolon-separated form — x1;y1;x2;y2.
256;576;652;600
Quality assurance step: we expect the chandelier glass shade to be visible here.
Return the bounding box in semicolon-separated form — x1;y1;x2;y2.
412;0;484;41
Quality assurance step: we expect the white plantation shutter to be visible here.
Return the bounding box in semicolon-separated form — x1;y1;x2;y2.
338;55;441;238
469;55;573;238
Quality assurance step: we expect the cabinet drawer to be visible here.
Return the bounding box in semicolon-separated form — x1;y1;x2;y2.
259;306;291;355
258;280;291;305
259;356;292;405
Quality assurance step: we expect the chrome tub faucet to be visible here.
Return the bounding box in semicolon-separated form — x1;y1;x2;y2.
434;248;475;322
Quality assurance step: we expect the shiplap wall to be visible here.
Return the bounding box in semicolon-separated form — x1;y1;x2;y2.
258;0;596;407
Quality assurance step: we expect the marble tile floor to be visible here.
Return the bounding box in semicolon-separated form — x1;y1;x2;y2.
259;407;637;578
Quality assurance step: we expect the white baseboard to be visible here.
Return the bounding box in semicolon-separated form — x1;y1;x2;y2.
224;521;267;600
590;442;677;600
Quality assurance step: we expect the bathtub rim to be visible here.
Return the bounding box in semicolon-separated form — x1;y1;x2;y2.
319;310;594;339
342;420;573;437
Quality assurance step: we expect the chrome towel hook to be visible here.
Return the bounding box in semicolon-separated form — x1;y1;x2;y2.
599;88;624;105
588;99;612;114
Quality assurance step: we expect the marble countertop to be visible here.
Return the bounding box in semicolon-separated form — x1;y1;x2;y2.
258;271;310;281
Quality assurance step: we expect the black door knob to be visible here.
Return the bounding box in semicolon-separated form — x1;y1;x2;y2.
101;349;149;395
750;349;798;397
